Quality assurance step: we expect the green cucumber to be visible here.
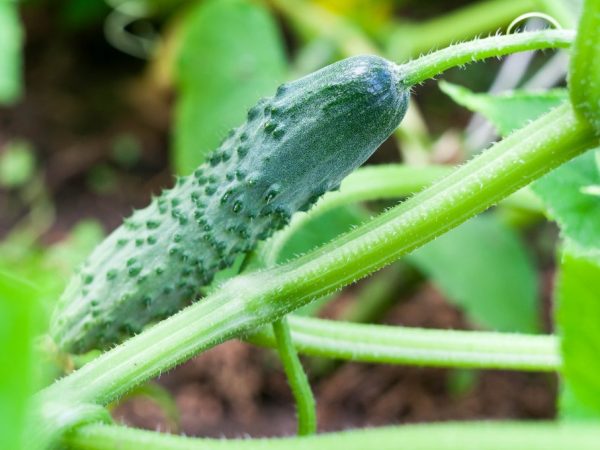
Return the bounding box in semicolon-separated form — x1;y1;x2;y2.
51;55;409;353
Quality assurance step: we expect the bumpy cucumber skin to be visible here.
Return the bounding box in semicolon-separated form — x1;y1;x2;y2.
51;55;409;353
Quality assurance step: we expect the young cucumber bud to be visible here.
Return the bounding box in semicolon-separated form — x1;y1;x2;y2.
51;55;409;353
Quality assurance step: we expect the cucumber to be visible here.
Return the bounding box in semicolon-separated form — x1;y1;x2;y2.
51;55;409;353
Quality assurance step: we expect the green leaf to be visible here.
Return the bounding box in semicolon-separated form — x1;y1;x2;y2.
437;81;600;250
0;220;104;314
408;215;540;333
173;0;287;174
0;0;22;104
277;204;369;263
110;382;180;432
0;139;35;188
270;204;369;317
0;271;37;450
60;0;108;29
532;150;600;250
45;220;105;276
557;242;600;419
439;81;567;137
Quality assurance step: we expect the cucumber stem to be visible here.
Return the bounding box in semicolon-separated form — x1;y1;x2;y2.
399;29;574;86
272;319;317;435
35;84;595;450
39;104;593;407
250;315;559;372
66;421;600;450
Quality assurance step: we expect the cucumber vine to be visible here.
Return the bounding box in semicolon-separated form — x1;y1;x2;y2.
26;3;600;449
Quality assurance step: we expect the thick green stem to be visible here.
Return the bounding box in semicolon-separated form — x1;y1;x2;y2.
37;104;596;447
261;164;538;265
40;294;247;406
261;165;451;265
400;29;574;86
569;0;600;134
272;319;316;435
42;103;592;401
66;422;600;450
251;316;559;372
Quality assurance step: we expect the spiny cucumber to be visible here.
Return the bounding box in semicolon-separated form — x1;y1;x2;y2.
51;55;409;353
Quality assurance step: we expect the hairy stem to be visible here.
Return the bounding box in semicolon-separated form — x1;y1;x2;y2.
43;104;592;403
251;316;559;372
66;422;600;450
400;29;574;86
37;104;595;447
261;164;539;265
272;319;316;435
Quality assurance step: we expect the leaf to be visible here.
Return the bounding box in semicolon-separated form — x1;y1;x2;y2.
173;0;287;174
532;150;600;250
270;204;369;317
557;242;600;419
45;220;105;277
0;271;37;450
0;220;104;315
438;81;600;250
60;0;108;29
110;382;180;432
408;215;540;333
0;0;23;104
439;81;567;137
0;139;35;188
277;204;369;263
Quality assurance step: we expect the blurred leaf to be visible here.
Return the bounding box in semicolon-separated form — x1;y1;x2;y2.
0;271;37;450
408;215;540;333
268;204;368;317
439;81;568;137
532;150;600;250
557;242;600;419
289;37;336;78
277;204;368;263
60;0;109;29
173;0;286;174
313;0;394;35
110;382;180;432
87;164;118;194
0;140;35;188
0;0;22;104
541;0;582;27
272;0;376;56
385;0;535;61
438;82;599;250
45;220;105;277
0;220;104;317
108;0;188;17
447;369;478;397
111;133;142;169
